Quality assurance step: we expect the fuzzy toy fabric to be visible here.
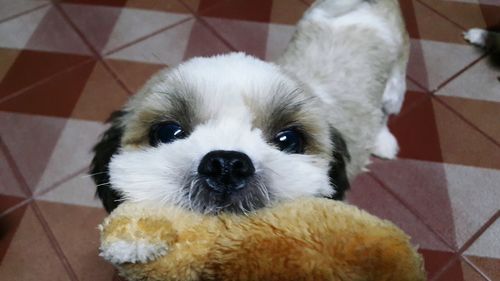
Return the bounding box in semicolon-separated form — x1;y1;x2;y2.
99;198;425;281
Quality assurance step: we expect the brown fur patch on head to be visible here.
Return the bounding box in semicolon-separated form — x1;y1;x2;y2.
121;90;201;147
247;84;331;156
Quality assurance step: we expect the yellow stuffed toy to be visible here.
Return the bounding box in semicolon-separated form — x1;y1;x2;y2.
99;198;425;281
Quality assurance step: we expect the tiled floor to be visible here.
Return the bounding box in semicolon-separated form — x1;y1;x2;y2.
0;0;499;280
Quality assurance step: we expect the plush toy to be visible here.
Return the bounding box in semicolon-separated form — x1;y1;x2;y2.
99;198;425;281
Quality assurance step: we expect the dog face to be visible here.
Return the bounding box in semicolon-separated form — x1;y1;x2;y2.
91;53;349;214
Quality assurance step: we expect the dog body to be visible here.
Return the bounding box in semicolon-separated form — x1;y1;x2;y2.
464;28;500;54
91;0;409;213
279;0;409;177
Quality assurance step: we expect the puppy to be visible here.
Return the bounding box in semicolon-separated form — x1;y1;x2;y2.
91;0;409;214
464;28;500;54
464;28;500;71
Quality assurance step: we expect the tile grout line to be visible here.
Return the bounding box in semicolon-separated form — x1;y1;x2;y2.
0;198;32;219
414;0;469;31
430;53;488;95
433;96;500;147
0;137;80;280
0;3;52;25
0;136;33;197
371;173;500;280
52;3;135;97
367;172;457;251
0;58;95;105
429;255;461;281
457;211;499;255
103;16;195;56
462;256;493;281
387;94;432;125
406;75;429;93
31;201;80;281
389;75;432;124
299;0;311;6
33;167;90;199
176;0;238;52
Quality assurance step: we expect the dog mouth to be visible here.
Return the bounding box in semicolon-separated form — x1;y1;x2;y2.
183;175;272;214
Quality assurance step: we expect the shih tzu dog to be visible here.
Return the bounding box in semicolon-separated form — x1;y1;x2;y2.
91;0;409;214
464;28;500;72
464;28;500;54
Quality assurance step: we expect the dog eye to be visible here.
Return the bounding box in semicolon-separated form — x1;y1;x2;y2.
149;122;186;146
273;128;304;154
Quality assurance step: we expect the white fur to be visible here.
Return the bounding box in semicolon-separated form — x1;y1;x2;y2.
100;240;168;264
307;2;402;48
279;0;408;171
107;0;409;211
111;53;333;211
382;61;407;115
373;125;399;159
464;28;488;47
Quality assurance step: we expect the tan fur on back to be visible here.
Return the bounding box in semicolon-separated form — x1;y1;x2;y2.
100;198;425;281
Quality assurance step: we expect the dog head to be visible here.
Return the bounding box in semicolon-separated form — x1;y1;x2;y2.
91;53;349;214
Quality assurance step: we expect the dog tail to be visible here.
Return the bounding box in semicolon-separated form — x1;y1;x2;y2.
310;0;370;17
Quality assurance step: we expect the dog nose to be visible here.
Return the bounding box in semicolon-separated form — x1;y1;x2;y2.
198;150;255;192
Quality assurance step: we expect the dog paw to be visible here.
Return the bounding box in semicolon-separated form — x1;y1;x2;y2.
100;240;168;264
463;28;487;47
373;127;399;159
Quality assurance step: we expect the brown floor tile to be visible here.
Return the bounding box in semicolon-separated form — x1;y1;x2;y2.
0;0;49;22
270;0;308;25
126;0;192;14
432;98;500;170
369;159;458;248
30;118;106;195
183;19;233;59
348;173;451;251
37;201;115;281
0;203;28;264
464;218;500;280
178;0;201;12
105;19;201;66
0;195;26;215
202;17;268;58
60;3;126;53
438;96;500;142
0;204;72;281
0;145;27;198
389;97;500;169
25;6;92;55
434;258;488;281
407;38;483;92
0;48;20;82
0;60;96;118
418;0;487;30
401;0;467;44
105;59;165;93
436;55;500;104
419;249;456;280
466;256;500;281
60;0;127;7
0;50;91;100
71;62;129;122
198;0;274;22
392;88;430;118
479;3;500;30
0;112;67;193
389;97;444;162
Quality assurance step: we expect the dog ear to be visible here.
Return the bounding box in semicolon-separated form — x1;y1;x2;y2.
90;111;126;213
327;127;351;200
